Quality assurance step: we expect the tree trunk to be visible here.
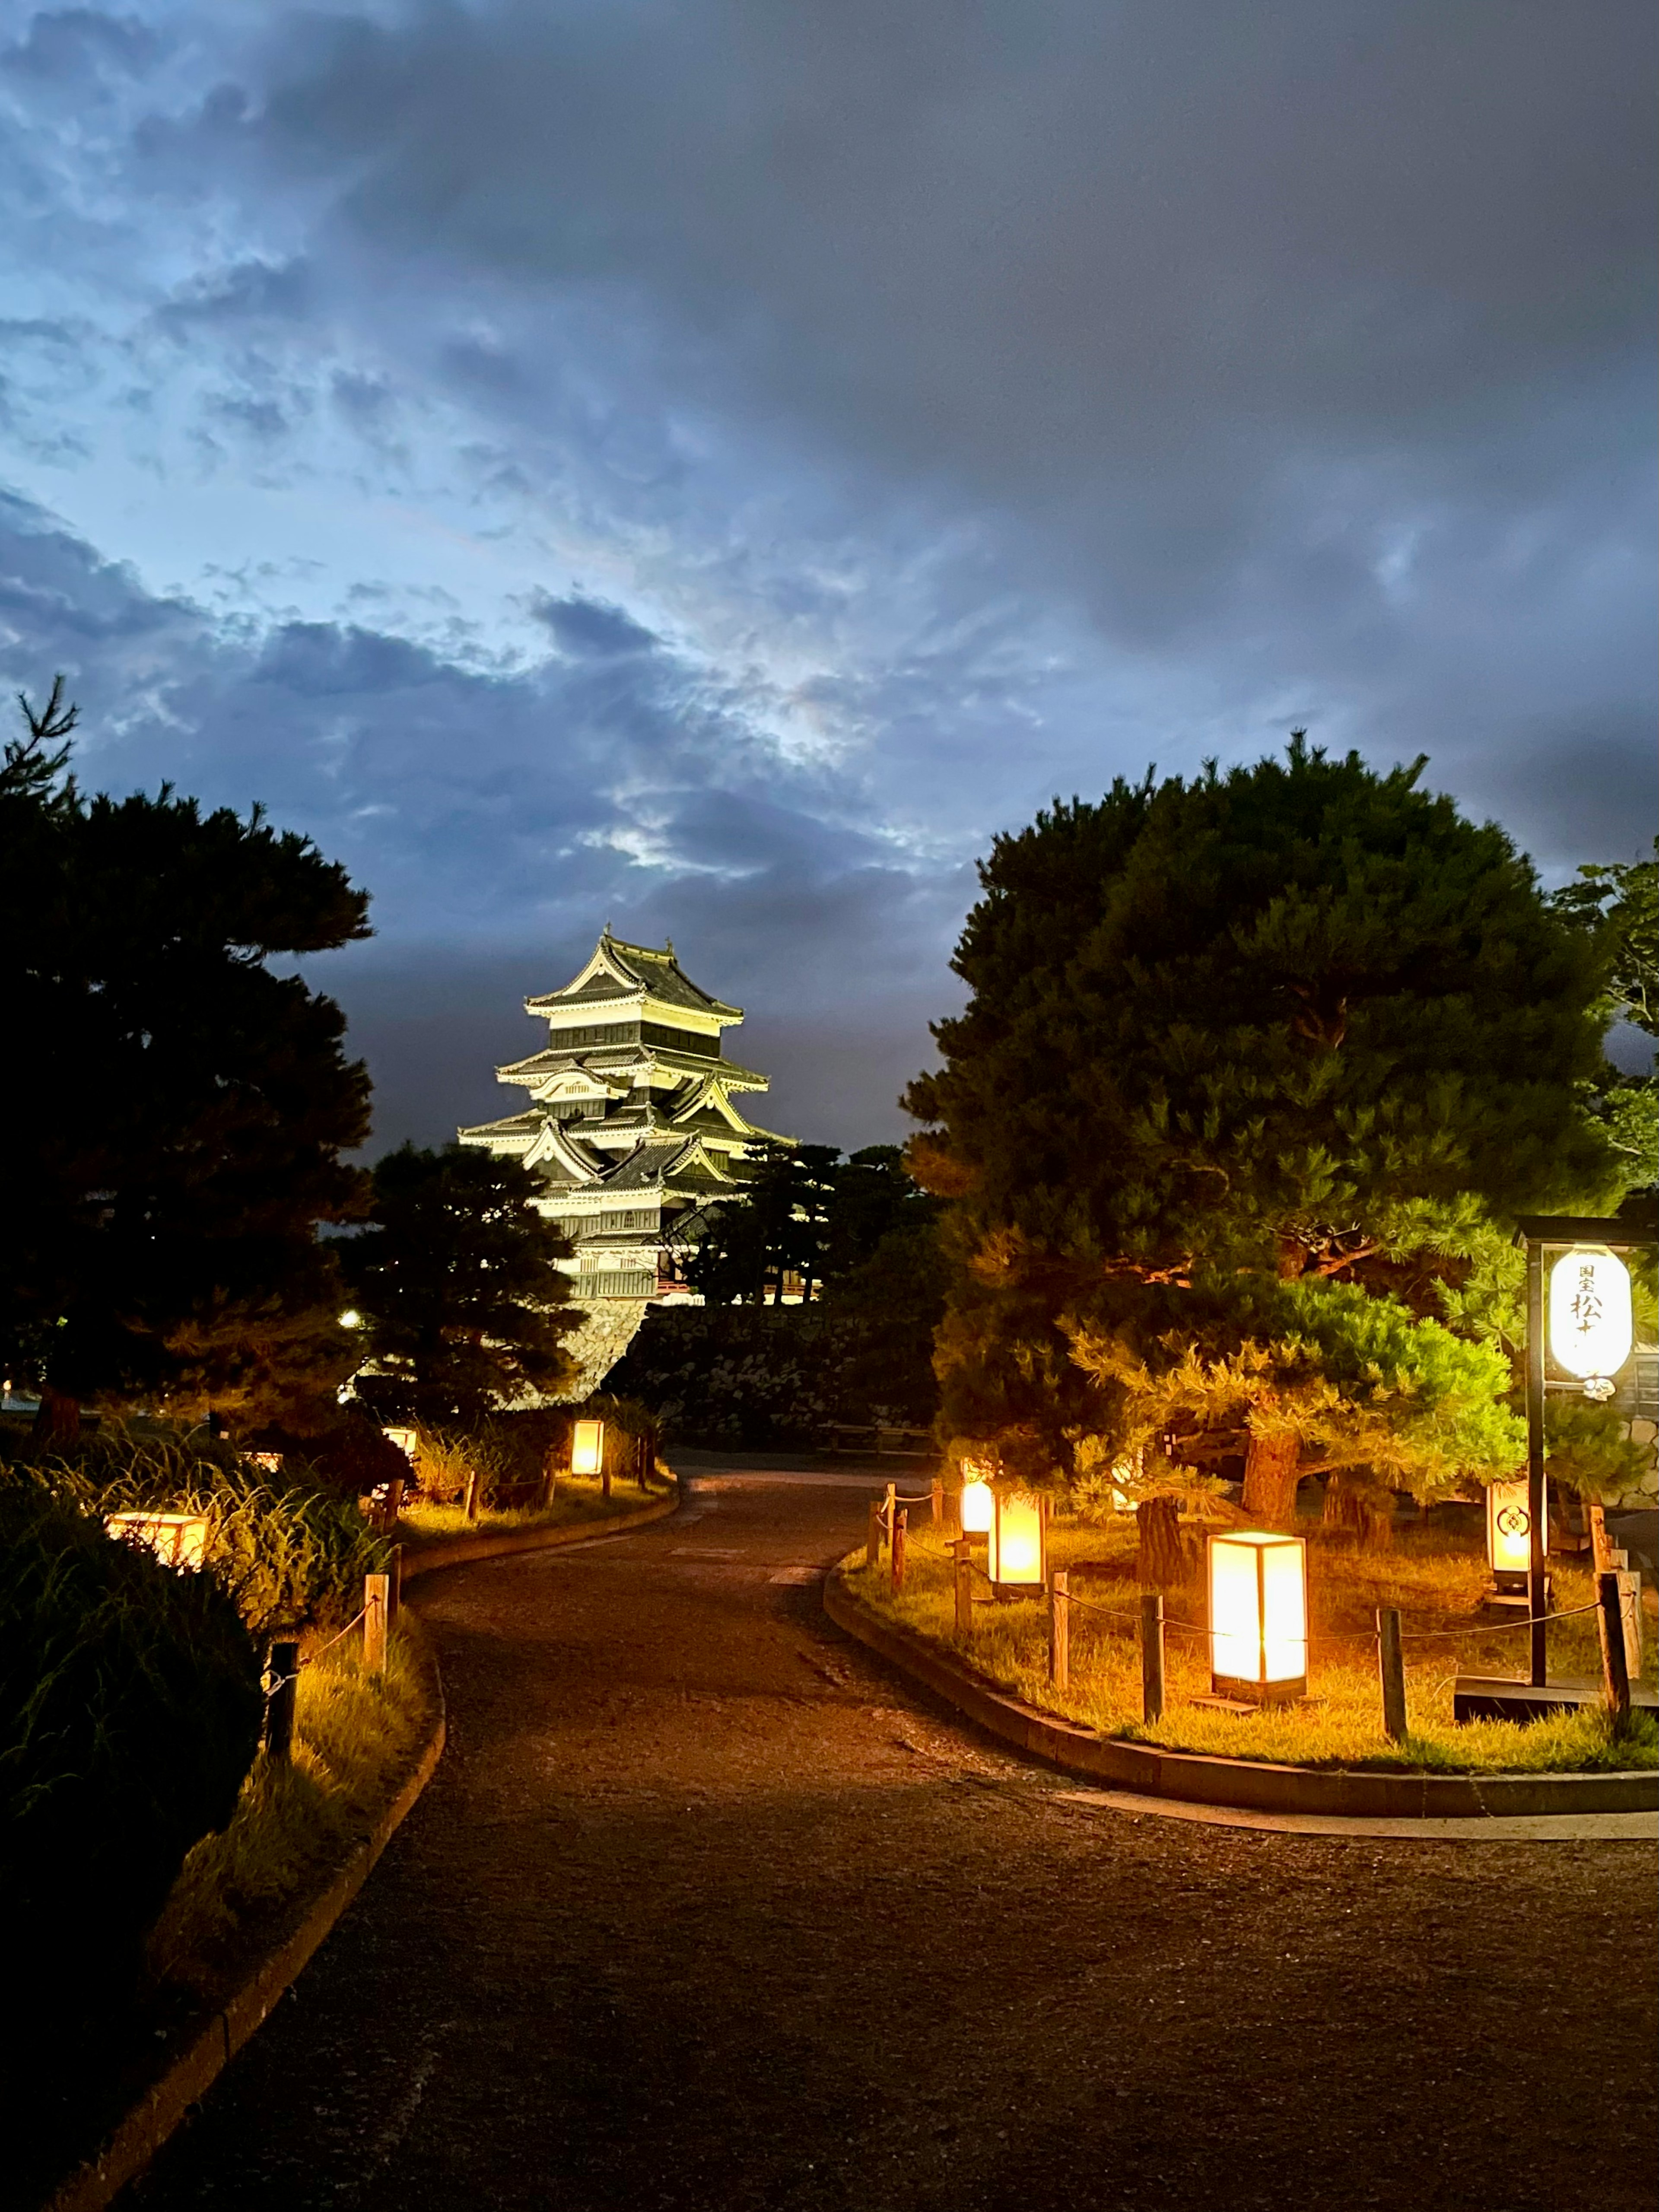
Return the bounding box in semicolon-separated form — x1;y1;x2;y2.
1241;1430;1301;1529
1322;1470;1393;1550
1136;1495;1187;1588
33;1385;81;1447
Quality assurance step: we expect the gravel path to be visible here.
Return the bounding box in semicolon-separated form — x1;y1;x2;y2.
127;1478;1656;2212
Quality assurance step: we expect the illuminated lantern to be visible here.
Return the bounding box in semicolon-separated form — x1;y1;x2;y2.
382;1427;418;1460
106;1511;209;1572
1548;1246;1634;1398
247;1451;283;1474
338;1308;364;1330
1207;1529;1308;1704
987;1491;1047;1591
1486;1475;1542;1594
570;1418;606;1477
959;1476;994;1535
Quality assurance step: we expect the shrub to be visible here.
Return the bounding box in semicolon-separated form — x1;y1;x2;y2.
5;1426;390;1634
0;1477;264;2035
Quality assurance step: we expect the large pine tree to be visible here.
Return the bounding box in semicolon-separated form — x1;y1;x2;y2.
906;740;1624;1570
0;681;372;1430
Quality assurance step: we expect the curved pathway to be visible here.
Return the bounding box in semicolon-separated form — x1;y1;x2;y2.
127;1475;1655;2212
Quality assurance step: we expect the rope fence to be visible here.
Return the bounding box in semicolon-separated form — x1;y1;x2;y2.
260;1561;397;1761
859;1483;1643;1740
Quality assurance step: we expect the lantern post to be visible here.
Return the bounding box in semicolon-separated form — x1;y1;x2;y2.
1515;1213;1655;1692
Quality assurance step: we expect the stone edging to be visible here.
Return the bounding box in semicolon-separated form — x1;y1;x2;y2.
399;1487;679;1580
43;1623;448;2212
823;1570;1658;1820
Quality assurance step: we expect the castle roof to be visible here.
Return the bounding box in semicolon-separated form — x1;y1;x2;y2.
525;932;741;1023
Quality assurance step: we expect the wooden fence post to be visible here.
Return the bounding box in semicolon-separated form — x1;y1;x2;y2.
1048;1569;1069;1690
1377;1606;1408;1742
1141;1592;1166;1724
265;1640;299;1761
954;1538;974;1637
637;1434;649;1491
884;1481;896;1539
363;1573;389;1677
892;1507;907;1591
1615;1565;1643;1679
1598;1570;1632;1728
463;1471;480;1523
602;1449;612;1503
867;1499;884;1570
930;1478;944;1526
384;1474;404;1534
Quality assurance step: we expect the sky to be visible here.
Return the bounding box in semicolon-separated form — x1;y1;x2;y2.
2;1;1654;1151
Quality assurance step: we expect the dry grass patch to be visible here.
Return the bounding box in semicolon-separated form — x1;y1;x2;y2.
397;1473;664;1546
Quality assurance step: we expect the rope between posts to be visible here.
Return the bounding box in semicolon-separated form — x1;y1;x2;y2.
305;1603;369;1661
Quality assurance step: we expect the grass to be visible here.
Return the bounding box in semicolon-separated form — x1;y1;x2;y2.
395;1471;667;1545
144;1620;438;1999
844;1514;1658;1775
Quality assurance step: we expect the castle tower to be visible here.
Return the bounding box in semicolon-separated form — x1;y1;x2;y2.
457;931;788;1304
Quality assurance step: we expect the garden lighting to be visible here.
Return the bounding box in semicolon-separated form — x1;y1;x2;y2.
987;1490;1046;1591
1207;1529;1307;1704
1548;1246;1633;1399
570;1418;605;1476
382;1427;418;1459
959;1474;994;1535
1485;1475;1541;1594
105;1511;209;1572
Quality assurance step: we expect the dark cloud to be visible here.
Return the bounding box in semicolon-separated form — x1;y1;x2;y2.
529;592;658;659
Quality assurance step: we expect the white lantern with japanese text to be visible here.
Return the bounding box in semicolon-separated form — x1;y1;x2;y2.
1548;1246;1633;1400
1207;1529;1307;1704
570;1418;606;1477
987;1491;1046;1591
1485;1475;1542;1594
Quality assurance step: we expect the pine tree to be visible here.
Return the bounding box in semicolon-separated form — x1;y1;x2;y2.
0;681;372;1431
343;1144;579;1425
906;740;1623;1571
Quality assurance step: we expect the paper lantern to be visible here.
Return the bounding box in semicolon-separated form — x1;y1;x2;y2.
1548;1246;1633;1396
960;1477;994;1535
1207;1529;1307;1703
570;1418;605;1477
988;1491;1046;1590
382;1427;418;1460
106;1511;209;1572
1486;1475;1542;1593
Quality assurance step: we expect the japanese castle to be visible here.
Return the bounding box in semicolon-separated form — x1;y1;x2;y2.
458;931;787;1301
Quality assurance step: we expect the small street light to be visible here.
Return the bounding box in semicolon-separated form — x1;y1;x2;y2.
1485;1475;1541;1595
570;1418;606;1477
959;1472;994;1535
987;1491;1047;1592
1207;1529;1308;1704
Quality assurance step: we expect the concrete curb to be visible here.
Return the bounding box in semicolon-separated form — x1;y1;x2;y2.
823;1570;1659;1820
43;1623;448;2212
399;1487;678;1579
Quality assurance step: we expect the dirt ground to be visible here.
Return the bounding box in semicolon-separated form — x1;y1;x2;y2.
124;1475;1657;2212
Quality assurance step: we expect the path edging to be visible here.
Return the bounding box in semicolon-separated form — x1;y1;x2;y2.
400;1487;678;1579
823;1570;1658;1819
44;1622;448;2212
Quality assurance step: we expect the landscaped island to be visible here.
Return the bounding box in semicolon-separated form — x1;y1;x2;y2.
837;1505;1657;1775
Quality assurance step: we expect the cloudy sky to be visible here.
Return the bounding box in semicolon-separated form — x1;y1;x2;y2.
2;2;1653;1149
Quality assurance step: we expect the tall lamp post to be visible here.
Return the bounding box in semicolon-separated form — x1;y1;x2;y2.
1514;1215;1652;1689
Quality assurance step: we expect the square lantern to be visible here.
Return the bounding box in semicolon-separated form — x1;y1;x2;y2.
570;1418;606;1477
1207;1529;1308;1704
1486;1475;1544;1595
960;1474;995;1536
382;1426;418;1461
105;1510;209;1572
987;1491;1047;1592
